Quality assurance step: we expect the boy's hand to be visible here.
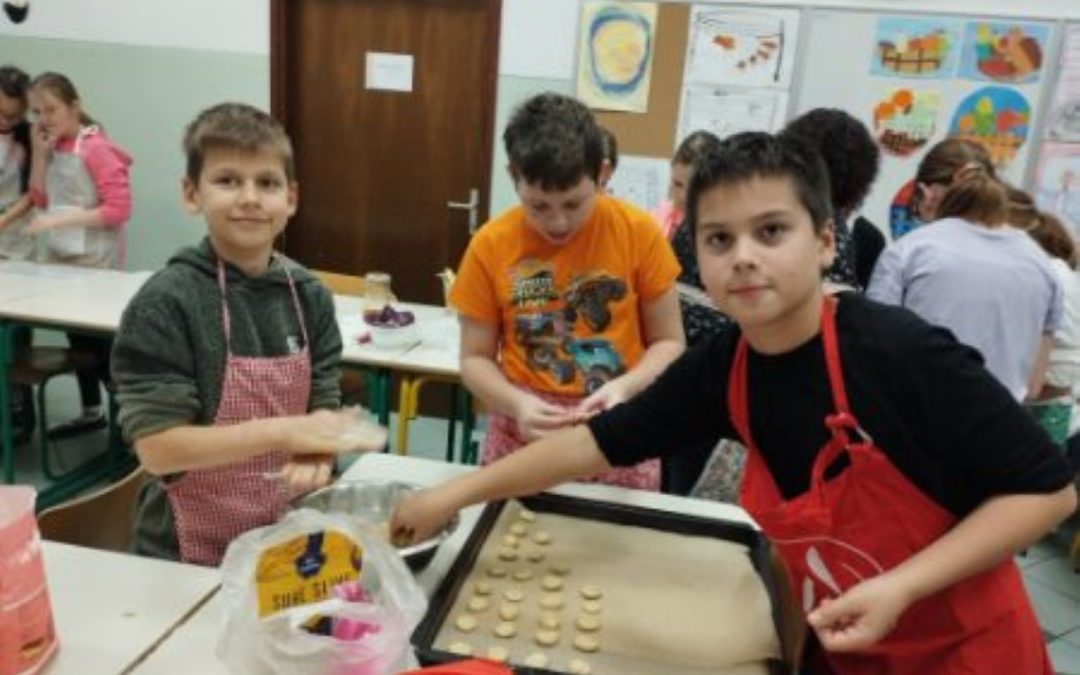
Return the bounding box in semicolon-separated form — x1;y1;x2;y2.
280;409;388;455
574;379;630;419
513;394;575;441
390;487;457;545
806;574;912;652
279;453;334;497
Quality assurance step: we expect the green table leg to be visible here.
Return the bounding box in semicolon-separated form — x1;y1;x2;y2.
460;389;476;465
0;322;13;483
446;384;460;462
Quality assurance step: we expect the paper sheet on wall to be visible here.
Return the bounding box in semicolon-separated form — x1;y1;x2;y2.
576;1;659;112
677;85;788;144
1045;24;1080;142
605;155;671;213
1035;143;1080;238
683;5;800;89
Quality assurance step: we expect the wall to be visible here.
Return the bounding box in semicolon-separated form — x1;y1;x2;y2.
0;0;268;272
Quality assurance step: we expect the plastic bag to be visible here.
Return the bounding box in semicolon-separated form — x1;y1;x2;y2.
0;487;58;675
218;508;426;675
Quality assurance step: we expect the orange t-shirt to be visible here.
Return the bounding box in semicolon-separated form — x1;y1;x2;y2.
450;195;680;397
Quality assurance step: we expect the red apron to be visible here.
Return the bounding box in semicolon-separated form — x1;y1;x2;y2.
730;299;1050;675
165;258;312;567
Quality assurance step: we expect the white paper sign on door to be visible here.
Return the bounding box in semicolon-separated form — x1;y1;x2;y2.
365;52;414;92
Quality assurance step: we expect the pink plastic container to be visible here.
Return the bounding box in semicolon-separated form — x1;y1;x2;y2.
0;487;57;675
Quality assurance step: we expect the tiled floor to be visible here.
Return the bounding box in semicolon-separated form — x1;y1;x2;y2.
14;374;1080;673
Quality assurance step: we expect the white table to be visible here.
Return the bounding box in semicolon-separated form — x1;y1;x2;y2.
132;454;756;674
39;541;220;675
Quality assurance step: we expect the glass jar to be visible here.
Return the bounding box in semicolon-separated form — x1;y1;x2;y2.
363;271;393;316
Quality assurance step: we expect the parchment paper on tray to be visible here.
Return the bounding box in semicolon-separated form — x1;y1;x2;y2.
432;500;780;675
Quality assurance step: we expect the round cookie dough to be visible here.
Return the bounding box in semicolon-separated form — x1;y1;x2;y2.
510;522;528;536
447;641;473;656
579;584;603;600
519;509;537;522
525;549;546;563
524;652;550;668
549;561;571;576
498;603;520;621
575;615;601;632
467;596;490;613
493;621;518;638
474;581;494;596
573;634;600;653
512;568;535;581
540;593;565;610
453;614;478;632
538;612;561;630
497;546;519;562
502;534;520;548
486;645;510;662
532;530;553;545
567;658;593;674
581;600;602;615
541;574;564;591
503;587;525;603
535;629;561;647
487;565;508;578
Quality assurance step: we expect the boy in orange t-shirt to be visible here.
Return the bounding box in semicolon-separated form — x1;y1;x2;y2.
450;93;684;490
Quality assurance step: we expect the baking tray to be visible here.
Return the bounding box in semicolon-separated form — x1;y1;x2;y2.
411;492;791;675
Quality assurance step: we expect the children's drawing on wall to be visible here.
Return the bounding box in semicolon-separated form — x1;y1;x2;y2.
677;85;788;144
683;6;800;89
3;0;27;23
959;22;1049;84
873;88;941;157
1048;99;1080;142
576;1;658;113
948;86;1031;168
889;179;921;240
605;155;671;213
1035;145;1080;236
871;17;960;78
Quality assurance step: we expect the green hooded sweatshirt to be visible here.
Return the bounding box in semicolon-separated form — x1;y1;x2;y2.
111;238;342;561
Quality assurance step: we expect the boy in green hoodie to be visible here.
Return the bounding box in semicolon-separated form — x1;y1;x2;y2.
112;103;385;566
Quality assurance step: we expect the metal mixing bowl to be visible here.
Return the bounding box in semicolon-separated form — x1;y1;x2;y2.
294;480;457;571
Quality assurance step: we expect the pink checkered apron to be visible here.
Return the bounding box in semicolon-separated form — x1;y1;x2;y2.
482;388;661;491
165;258;311;566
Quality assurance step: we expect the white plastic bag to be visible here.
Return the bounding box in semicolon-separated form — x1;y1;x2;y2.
217;508;426;675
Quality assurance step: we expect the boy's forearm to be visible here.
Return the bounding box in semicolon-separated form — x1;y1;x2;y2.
886;486;1076;606
0;195;32;227
134;417;290;475
440;425;611;510
461;354;528;417
48;206;108;230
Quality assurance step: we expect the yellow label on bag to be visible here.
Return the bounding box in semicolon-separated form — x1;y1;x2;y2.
255;529;362;618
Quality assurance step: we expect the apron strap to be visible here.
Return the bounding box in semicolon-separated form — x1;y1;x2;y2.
216;255;311;356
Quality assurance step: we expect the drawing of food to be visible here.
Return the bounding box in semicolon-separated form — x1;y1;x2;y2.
873;88;941;156
877;28;951;75
949;86;1031;168
971;24;1043;82
588;5;652;96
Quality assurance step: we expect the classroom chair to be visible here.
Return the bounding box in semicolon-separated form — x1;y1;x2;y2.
11;344;119;481
37;465;147;552
313;269;370;405
396;375;479;464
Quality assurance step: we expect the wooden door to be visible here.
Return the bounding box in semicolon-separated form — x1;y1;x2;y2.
271;0;500;305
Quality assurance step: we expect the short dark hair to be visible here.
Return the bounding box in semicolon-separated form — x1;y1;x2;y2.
598;125;618;170
0;65;29;101
687;131;833;240
183;102;294;182
784;108;879;215
504;93;602;190
673;130;720;167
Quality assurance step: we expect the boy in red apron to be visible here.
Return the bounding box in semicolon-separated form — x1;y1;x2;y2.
112;104;385;566
393;132;1077;673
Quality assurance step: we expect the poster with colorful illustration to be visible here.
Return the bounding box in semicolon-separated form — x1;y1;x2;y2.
684;6;800;89
958;22;1049;84
1035;144;1080;238
873;88;941;157
948;86;1031;168
1046;25;1080;142
871;17;960;78
889;179;922;240
576;1;658;112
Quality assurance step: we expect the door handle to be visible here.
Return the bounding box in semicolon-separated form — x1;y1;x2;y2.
447;188;480;234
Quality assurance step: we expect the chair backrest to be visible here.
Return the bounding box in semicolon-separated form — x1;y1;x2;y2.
37;466;148;552
313;270;367;297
